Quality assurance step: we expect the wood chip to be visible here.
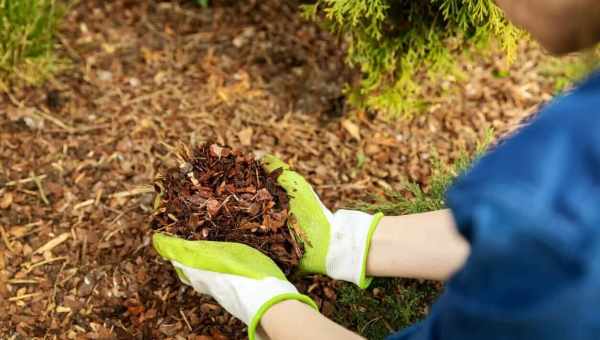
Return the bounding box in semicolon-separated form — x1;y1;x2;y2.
0;192;13;209
34;233;71;254
341;119;361;140
237;127;254;146
8;292;43;302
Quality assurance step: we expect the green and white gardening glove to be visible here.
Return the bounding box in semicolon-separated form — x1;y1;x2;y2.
262;155;384;289
152;233;318;340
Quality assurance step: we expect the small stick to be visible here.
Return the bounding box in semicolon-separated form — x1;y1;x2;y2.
0;225;13;252
32;110;74;132
8;292;43;302
122;88;170;106
2;174;47;188
7;279;39;284
109;186;154;199
94;189;103;206
34;233;70;254
180;310;193;331
73;199;94;210
24;256;68;274
30;171;49;205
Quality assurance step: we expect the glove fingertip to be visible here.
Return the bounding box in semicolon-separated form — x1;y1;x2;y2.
261;154;290;172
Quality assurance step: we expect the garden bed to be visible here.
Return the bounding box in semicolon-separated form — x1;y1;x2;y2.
0;0;554;339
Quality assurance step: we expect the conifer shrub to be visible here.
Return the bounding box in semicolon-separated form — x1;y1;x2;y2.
303;0;522;117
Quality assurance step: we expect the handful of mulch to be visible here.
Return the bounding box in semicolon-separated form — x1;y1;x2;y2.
151;143;304;275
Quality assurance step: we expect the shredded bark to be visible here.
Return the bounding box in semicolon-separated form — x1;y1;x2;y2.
151;143;303;275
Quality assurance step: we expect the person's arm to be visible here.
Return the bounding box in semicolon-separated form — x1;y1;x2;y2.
367;209;469;281
258;209;469;340
259;300;364;340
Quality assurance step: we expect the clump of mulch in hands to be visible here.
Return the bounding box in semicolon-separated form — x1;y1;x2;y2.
151;143;303;275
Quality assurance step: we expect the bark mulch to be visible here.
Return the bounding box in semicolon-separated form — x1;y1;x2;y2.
0;0;558;339
152;143;303;275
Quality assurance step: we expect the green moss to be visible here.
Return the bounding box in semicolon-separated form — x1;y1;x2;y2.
303;0;521;118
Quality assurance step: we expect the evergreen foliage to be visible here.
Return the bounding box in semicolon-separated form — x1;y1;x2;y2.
303;0;521;117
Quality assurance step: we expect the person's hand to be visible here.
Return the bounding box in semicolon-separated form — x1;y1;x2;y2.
261;155;383;288
152;233;317;340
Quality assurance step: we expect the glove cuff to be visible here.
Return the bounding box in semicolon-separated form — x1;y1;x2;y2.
248;293;318;340
326;211;384;288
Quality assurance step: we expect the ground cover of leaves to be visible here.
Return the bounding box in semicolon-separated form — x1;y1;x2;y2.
0;0;559;339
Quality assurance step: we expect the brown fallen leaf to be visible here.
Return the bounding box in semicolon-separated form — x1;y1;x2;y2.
0;192;13;209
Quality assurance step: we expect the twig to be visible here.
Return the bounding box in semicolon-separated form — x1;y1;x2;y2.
11;221;43;240
56;33;81;61
32;109;74;132
7;279;39;284
30;171;49;205
180;310;193;331
35;233;70;254
24;256;68;274
59;268;79;286
0;226;14;252
103;226;127;241
8;292;43;302
47;261;68;316
360;317;382;334
122;88;170;106
109;186;154;199
2;174;47;188
73;199;94;210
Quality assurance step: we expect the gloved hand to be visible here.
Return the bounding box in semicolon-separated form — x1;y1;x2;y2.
262;155;383;288
152;233;317;340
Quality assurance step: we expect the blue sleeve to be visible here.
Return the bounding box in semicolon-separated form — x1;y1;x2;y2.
387;71;600;340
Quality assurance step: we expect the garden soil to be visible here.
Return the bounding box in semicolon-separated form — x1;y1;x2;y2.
0;0;557;338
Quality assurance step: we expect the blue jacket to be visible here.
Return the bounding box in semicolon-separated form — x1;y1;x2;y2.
388;71;600;340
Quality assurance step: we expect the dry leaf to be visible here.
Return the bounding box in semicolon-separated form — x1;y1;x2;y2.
237;127;254;146
0;192;13;209
341;119;361;140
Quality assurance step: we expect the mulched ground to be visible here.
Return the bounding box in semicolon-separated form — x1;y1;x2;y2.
0;0;557;339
